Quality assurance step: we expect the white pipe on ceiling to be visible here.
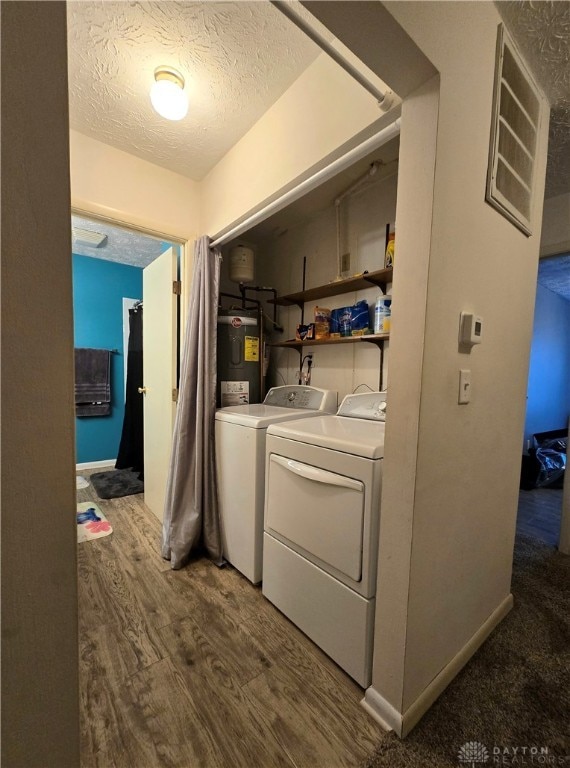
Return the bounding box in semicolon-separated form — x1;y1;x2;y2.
211;117;401;247
269;0;392;109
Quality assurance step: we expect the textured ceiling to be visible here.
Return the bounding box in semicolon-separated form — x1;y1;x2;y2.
68;2;569;194
72;215;170;267
67;2;569;265
497;1;570;199
538;253;570;302
67;1;320;181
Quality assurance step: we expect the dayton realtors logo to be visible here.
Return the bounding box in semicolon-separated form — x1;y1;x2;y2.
458;742;489;766
458;743;569;766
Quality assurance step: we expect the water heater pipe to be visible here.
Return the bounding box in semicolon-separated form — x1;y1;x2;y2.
218;292;261;311
335;161;383;279
239;284;283;331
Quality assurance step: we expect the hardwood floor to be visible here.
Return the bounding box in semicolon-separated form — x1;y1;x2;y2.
76;470;383;768
516;487;562;547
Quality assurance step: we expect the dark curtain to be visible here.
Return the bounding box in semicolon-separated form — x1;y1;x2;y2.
116;304;144;478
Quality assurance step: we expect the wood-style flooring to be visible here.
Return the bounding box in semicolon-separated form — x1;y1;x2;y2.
77;470;383;768
516;487;563;547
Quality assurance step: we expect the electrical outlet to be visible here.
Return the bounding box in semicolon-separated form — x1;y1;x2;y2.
341;252;351;274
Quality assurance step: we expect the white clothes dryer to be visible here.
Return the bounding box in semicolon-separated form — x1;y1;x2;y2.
215;386;337;584
262;392;386;687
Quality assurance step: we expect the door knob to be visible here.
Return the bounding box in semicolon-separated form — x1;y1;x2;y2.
138;387;147;394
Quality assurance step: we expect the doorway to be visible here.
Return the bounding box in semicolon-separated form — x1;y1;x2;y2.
71;212;185;521
518;253;570;550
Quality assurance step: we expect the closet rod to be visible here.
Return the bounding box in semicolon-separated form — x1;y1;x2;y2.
211;117;401;248
269;1;392;110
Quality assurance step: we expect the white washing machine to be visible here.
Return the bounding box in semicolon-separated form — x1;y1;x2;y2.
262;392;386;687
215;386;337;584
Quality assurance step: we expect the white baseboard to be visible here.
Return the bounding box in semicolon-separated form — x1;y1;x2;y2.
360;690;394;732
361;593;514;737
76;459;117;471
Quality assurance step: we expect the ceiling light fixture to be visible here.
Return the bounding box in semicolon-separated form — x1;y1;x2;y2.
150;66;188;121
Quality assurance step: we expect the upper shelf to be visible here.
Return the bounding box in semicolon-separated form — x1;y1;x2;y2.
270;267;393;308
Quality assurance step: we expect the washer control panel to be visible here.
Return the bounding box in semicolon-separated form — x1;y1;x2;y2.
264;386;337;412
337;392;387;421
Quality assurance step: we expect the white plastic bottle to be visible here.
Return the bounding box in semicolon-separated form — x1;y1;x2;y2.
374;295;392;333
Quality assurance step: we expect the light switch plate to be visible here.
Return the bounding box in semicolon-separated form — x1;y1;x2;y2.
459;369;471;404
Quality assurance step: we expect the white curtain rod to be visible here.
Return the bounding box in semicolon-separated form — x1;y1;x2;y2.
269;1;391;109
211;117;401;248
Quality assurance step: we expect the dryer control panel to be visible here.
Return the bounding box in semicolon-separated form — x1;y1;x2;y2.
264;386;337;412
337;392;387;421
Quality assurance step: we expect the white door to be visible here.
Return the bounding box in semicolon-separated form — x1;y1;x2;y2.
142;246;177;521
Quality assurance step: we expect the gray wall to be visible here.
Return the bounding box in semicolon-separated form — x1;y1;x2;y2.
1;3;80;765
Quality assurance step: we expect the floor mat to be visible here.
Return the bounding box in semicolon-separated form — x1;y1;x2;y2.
77;502;113;543
76;475;89;489
90;468;144;499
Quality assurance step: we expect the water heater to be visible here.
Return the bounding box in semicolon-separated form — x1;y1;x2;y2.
217;308;262;407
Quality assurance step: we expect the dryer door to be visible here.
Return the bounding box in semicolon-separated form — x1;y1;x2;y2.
266;454;365;581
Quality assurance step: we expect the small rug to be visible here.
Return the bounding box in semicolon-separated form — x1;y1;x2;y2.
76;475;89;489
77;502;113;543
90;468;144;499
361;535;569;767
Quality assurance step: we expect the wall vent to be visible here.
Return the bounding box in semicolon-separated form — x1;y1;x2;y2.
72;227;108;248
486;24;541;236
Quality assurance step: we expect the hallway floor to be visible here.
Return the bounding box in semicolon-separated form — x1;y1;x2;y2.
77;471;382;768
516;487;563;548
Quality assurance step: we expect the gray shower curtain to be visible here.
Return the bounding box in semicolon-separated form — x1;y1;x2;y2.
162;235;223;569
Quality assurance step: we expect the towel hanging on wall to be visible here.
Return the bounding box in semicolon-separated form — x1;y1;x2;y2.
74;348;111;417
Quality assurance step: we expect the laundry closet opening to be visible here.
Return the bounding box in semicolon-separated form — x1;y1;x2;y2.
217;133;400;404
213;130;400;688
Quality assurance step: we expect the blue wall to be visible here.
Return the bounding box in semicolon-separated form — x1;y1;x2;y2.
525;283;570;442
73;254;142;464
